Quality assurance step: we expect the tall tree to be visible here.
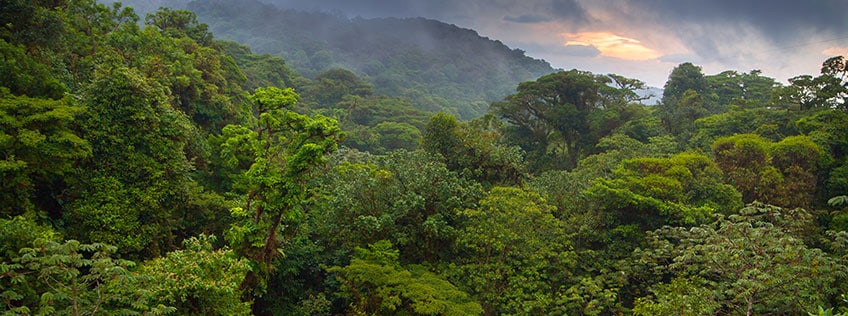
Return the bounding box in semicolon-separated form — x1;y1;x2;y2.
219;87;343;301
314;149;483;264
662;62;709;102
658;63;721;143
65;64;195;257
706;70;779;108
144;7;212;45
712;133;826;209
492;70;637;171
774;56;848;111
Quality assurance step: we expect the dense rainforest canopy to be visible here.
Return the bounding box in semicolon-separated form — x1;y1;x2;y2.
1;1;848;315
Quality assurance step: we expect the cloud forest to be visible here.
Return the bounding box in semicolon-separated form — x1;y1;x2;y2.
1;1;848;315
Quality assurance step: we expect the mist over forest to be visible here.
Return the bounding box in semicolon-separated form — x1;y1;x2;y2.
2;0;848;315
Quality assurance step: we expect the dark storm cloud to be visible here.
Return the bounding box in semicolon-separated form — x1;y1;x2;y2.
550;0;588;21
626;0;847;37
618;0;848;54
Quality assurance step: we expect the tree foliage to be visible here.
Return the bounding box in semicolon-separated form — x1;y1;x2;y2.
451;187;575;315
0;89;90;218
138;234;251;315
588;152;743;232
219;86;343;298
712;134;826;209
632;203;845;315
492;70;646;171
329;240;482;315
0;236;172;315
4;1;848;314
423;113;526;186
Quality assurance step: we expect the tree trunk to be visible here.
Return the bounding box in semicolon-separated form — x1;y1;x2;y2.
746;295;754;316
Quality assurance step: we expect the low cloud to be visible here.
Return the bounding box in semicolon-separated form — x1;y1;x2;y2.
560;44;601;57
504;14;553;24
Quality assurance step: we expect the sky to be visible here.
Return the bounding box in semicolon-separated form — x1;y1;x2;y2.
262;0;848;87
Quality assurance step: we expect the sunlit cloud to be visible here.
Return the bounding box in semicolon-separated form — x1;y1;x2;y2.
822;47;848;57
562;32;662;61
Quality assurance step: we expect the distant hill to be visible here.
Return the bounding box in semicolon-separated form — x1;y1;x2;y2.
181;0;556;118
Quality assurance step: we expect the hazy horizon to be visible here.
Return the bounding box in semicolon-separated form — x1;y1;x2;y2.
113;0;848;87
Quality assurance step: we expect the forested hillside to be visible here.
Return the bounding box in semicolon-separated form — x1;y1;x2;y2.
2;1;848;315
186;0;555;119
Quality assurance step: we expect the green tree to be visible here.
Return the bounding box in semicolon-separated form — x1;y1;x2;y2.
706;70;778;108
662;62;709;102
59;0;139;90
492;70;636;171
605;73;652;105
451;187;575;315
144;7;212;45
304;68;373;107
0;0;67;49
711;134;774;203
689;107;801;151
328;240;482;316
64;64;195;257
219;86;343;299
777;56;848;111
220;41;301;91
0;39;66;99
133;12;247;133
0;89;90;218
796;110;848;199
1;236;172;315
658;63;722;142
422;113;463;162
423;113;526;186
138;235;251;315
583;152;742;261
315;150;482;264
713;133;829;209
373;121;421;153
769;135;826;208
334;95;431;152
662;89;708;142
589;152;742;231
818;56;848;110
632;203;844;315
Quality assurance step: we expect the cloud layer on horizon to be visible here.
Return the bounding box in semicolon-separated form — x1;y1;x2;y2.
264;0;848;86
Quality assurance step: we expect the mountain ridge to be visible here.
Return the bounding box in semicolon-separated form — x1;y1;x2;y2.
181;0;556;118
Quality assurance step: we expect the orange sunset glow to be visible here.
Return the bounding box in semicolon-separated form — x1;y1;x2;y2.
563;32;662;61
822;47;848;57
